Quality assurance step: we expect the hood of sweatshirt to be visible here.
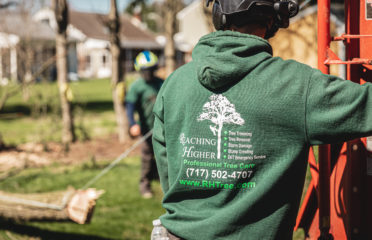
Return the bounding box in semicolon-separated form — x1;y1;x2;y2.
192;31;273;90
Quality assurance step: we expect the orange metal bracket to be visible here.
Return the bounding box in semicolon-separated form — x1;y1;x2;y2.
324;46;372;65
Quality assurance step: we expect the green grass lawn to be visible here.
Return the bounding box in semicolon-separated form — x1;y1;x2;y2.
0;76;141;146
3;74;139;111
0;76;310;240
0;158;308;240
0;157;165;240
0;76;167;240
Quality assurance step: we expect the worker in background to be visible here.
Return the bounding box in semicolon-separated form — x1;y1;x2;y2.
152;0;372;239
125;51;163;198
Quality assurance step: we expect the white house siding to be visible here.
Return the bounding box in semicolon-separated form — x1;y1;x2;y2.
76;39;112;79
10;47;17;82
175;0;210;63
176;0;209;50
0;33;19;83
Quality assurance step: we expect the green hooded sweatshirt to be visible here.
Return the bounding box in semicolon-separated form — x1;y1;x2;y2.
152;31;372;240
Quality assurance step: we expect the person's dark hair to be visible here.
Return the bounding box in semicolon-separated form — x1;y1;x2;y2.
227;5;279;39
227;5;275;29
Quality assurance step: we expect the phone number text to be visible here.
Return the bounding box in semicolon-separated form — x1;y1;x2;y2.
185;168;253;180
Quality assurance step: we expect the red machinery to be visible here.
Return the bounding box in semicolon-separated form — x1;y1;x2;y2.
295;0;372;239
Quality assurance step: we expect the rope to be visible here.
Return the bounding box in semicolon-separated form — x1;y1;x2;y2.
0;131;153;210
82;130;153;190
0;195;68;211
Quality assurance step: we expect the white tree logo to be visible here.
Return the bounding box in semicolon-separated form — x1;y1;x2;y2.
197;94;245;159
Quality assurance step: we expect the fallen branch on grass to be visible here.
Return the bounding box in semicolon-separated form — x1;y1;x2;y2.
0;188;104;224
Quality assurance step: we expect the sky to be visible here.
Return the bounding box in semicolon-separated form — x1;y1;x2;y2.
4;0;192;14
67;0;130;14
67;0;192;14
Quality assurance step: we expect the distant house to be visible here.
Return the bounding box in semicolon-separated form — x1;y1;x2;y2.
175;0;210;62
270;4;345;77
34;8;163;79
175;3;345;78
0;12;57;84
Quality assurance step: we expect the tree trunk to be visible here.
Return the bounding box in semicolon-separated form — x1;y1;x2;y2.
108;0;127;143
164;0;178;77
54;0;76;144
57;33;75;144
0;188;103;224
217;123;223;160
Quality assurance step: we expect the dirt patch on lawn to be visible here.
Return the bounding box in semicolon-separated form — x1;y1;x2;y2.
0;135;141;172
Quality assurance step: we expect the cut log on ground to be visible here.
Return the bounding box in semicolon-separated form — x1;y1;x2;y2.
0;188;104;224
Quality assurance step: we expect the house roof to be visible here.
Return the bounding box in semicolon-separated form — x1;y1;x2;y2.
0;11;55;41
69;11;162;49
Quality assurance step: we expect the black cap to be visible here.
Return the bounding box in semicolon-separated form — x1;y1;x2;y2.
207;0;275;15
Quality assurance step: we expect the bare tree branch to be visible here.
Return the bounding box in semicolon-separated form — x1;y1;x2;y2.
0;55;56;111
0;1;17;9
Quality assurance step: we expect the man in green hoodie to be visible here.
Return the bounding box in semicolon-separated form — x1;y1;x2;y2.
152;0;372;239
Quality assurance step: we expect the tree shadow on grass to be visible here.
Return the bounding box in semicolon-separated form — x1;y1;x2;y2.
82;101;114;113
0;101;114;118
0;220;119;240
0;105;31;116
